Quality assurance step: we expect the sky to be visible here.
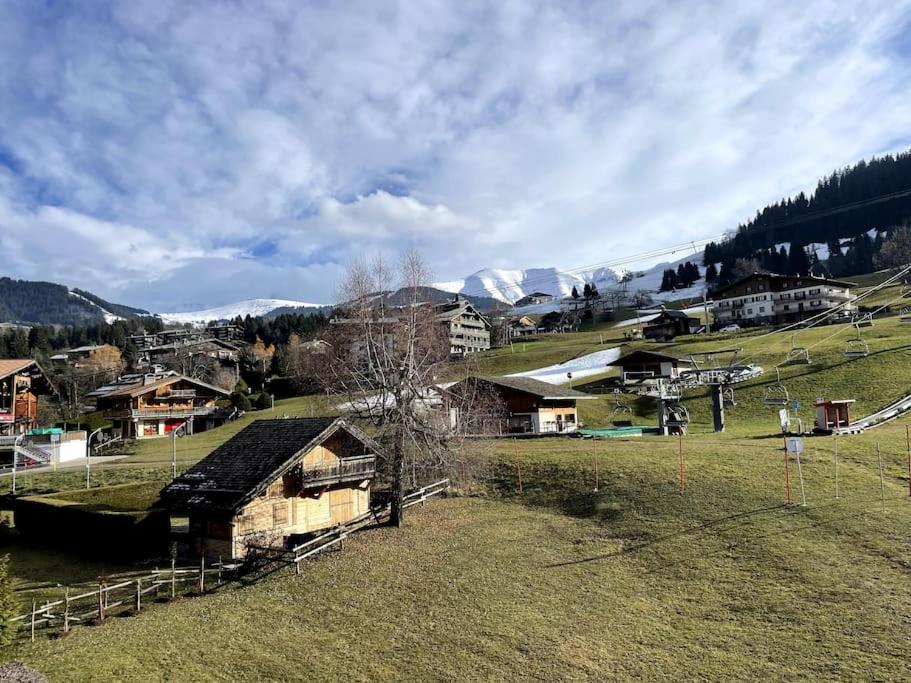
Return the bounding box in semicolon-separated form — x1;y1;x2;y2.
1;0;910;312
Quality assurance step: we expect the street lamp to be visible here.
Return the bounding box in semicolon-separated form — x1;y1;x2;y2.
172;420;188;480
86;427;106;489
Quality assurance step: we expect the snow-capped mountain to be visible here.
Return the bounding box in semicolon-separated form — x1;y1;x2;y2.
435;254;707;306
68;290;123;324
158;298;324;325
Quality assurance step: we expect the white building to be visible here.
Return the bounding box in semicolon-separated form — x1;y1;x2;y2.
712;273;855;327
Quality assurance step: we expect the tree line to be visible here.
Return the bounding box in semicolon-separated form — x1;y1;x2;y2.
659;261;701;292
703;149;911;286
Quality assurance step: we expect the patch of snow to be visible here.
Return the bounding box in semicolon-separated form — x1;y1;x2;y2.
68;290;123;323
158;298;324;326
507;347;622;385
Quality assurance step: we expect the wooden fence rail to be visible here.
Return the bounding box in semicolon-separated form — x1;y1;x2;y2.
12;479;450;642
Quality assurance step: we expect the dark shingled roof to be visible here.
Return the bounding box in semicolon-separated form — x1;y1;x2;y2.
161;417;381;513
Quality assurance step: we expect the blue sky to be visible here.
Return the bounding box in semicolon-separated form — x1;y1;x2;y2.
1;0;910;311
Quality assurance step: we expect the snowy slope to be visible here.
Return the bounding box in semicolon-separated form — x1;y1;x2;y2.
507;347;622;384
437;254;705;306
68;290;122;324
158;298;323;325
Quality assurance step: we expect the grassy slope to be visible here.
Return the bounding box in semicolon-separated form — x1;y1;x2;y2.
13;431;911;681
5;306;911;679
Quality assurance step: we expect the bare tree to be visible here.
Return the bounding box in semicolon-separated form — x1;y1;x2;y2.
321;252;494;526
875;225;911;270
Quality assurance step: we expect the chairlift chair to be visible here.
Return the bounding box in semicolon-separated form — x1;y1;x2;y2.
901;282;911;298
784;335;811;365
900;306;911;323
611;396;633;417
844;338;869;360
852;313;874;328
762;369;790;407
723;386;737;407
664;402;690;426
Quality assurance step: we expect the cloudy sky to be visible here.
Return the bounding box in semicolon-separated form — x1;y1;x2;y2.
1;1;910;312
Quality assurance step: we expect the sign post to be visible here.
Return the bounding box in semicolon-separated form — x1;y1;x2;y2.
786;437;806;506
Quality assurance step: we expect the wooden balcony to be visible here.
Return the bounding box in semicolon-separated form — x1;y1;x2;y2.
300;456;376;486
107;406;217;420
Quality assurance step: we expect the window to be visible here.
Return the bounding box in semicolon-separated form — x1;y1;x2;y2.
759;306;765;313
273;503;288;526
237;515;255;535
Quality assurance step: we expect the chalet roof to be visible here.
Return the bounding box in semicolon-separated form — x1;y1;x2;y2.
161;417;382;513
87;373;230;400
434;300;490;326
0;359;56;395
710;272;857;299
0;359;39;381
456;375;595;400
607;350;692;366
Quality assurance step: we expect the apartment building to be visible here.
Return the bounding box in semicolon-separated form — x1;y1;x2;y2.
712;273;855;327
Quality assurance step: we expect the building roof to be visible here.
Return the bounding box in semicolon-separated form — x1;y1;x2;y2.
710;272;857;299
456;375;595;400
0;359;38;381
435;299;490;326
87;373;230;400
161;417;382;513
0;359;56;395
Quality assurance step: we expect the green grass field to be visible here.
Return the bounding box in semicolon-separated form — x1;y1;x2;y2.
9;428;911;680
2;306;911;679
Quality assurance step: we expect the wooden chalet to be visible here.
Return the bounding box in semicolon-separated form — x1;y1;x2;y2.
161;417;380;559
88;372;230;439
0;360;55;437
608;350;692;384
643;308;701;342
446;375;594;434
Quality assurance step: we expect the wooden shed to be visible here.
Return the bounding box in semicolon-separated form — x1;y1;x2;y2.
161;417;380;560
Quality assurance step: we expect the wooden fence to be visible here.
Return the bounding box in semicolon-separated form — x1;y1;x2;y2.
11;478;450;642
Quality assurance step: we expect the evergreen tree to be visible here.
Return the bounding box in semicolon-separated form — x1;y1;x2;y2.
788;244;811;276
705;263;718;282
571;286;579;299
7;330;28;358
583;283;592;298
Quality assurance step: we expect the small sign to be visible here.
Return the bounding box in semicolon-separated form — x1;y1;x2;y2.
786;436;804;454
791;400;800;410
566;372;573;380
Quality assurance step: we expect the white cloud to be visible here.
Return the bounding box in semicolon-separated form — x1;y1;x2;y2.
0;0;909;310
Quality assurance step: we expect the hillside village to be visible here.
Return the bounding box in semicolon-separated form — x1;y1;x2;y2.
3;4;911;679
0;216;910;678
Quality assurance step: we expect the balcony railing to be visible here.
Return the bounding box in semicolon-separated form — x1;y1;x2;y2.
107;407;216;420
300;455;376;484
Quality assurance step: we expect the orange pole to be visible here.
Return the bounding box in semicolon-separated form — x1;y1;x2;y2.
783;436;792;505
513;441;523;494
678;431;686;495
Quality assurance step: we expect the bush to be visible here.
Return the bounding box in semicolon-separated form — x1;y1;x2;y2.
232;392;252;412
254;392;273;411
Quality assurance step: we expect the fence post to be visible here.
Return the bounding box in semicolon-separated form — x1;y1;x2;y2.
30;599;36;642
63;587;70;634
135;579;142;613
199;556;205;594
98;582;105;622
171;558;177;600
217;556;223;586
877;443;886;514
